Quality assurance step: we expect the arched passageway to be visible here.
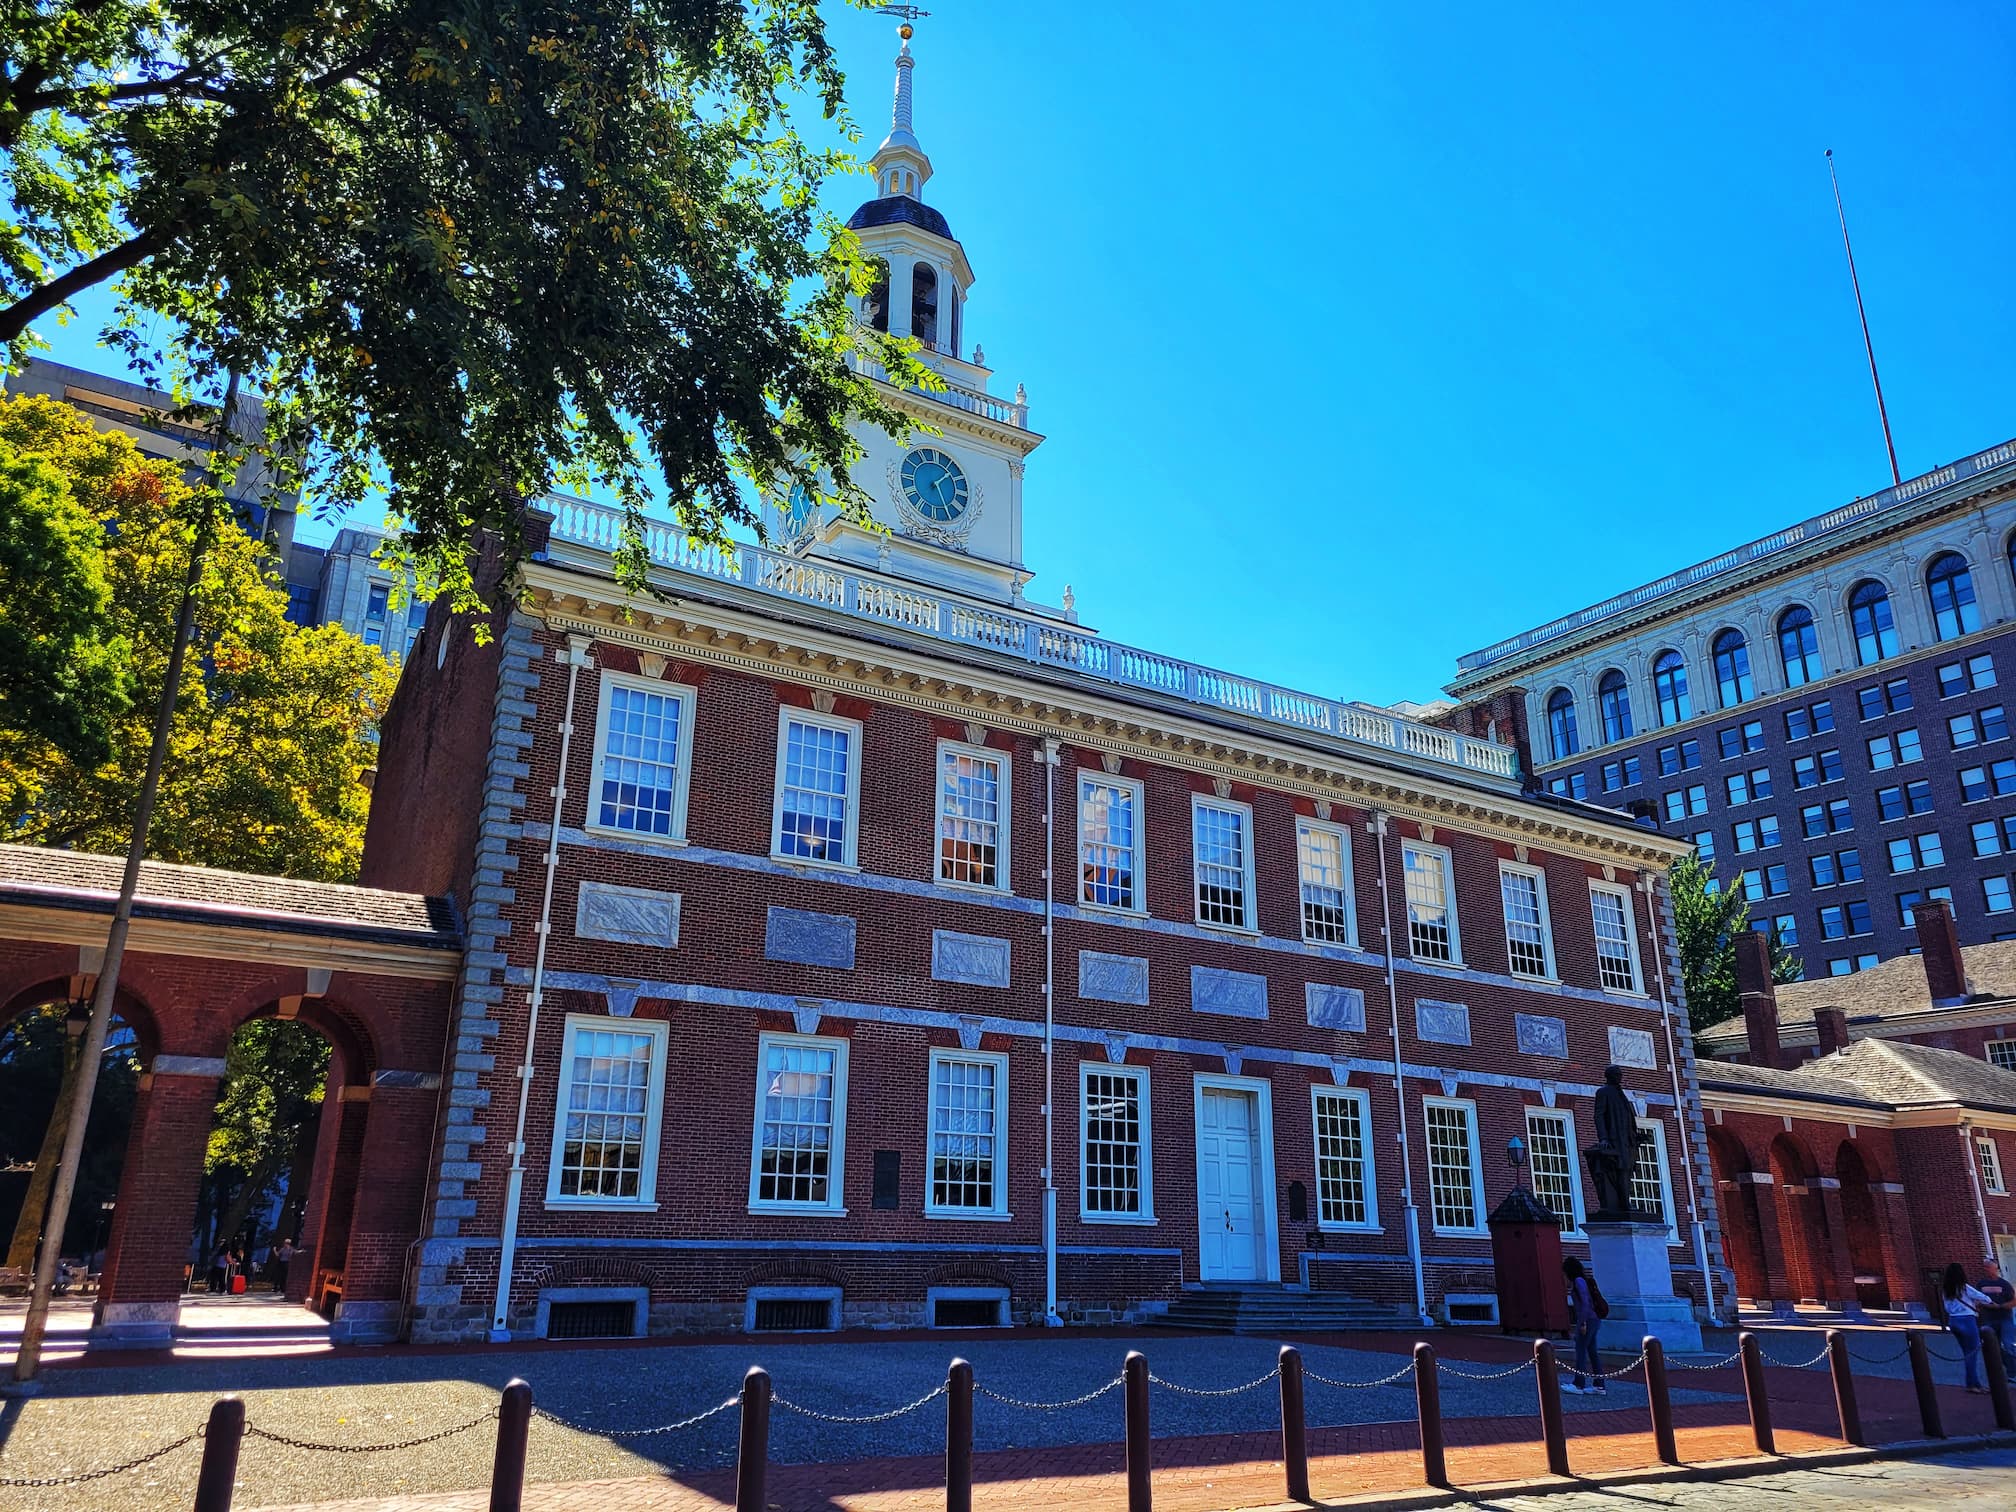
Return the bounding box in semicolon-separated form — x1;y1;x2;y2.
1835;1141;1890;1310
1708;1127;1770;1305
1769;1133;1840;1303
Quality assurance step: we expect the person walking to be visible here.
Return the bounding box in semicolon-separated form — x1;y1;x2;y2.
207;1245;230;1296
1562;1257;1606;1394
271;1236;297;1296
1943;1261;1995;1395
1978;1255;2016;1377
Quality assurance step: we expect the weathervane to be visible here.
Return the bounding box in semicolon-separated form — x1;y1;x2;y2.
873;5;932;21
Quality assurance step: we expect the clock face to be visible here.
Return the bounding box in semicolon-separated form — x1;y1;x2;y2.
783;481;816;536
898;447;970;524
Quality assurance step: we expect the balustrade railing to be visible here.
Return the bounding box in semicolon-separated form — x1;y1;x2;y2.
541;497;1519;783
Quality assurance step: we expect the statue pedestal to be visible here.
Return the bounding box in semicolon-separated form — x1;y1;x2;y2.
1585;1218;1701;1354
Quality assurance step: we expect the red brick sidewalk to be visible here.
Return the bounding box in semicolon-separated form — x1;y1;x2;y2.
249;1357;2009;1512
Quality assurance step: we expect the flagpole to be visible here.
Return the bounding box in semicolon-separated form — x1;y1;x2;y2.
1825;149;1901;488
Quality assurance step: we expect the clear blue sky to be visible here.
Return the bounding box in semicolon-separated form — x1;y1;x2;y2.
35;2;2016;707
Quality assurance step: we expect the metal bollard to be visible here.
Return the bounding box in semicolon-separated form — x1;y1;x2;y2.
192;1397;245;1512
735;1366;771;1512
946;1358;974;1512
1985;1326;2016;1432
1413;1342;1448;1489
489;1378;533;1512
1642;1337;1678;1466
1907;1331;1945;1439
1534;1338;1570;1478
1825;1330;1863;1447
1738;1332;1775;1455
1124;1350;1152;1512
1278;1345;1310;1503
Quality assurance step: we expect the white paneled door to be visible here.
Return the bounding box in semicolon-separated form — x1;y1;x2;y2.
1197;1088;1262;1281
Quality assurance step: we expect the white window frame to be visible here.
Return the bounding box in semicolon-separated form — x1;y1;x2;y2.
1311;1084;1379;1232
1632;1116;1679;1242
1498;861;1557;981
1295;817;1358;946
1988;1040;2016;1073
1522;1106;1585;1237
1079;1062;1155;1224
1588;880;1647;996
1978;1134;2009;1197
933;738;1011;893
1421;1095;1487;1237
544;1013;669;1211
924;1048;1011;1219
771;706;864;870
1402;840;1463;966
585;671;698;844
1078;772;1147;914
1191;794;1259;932
747;1031;850;1216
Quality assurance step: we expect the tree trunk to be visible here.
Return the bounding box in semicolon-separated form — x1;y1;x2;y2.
5;1033;81;1271
211;1153;286;1259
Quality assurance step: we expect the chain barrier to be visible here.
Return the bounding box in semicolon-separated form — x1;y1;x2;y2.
0;1430;201;1489
1439;1358;1537;1383
1670;1346;1745;1371
1301;1360;1416;1390
244;1410;495;1454
1148;1367;1280;1398
534;1394;743;1439
1595;1349;1650;1380
1759;1342;1835;1371
976;1375;1125;1411
774;1383;947;1425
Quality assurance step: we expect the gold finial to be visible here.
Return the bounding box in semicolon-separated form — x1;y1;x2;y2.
898;23;913;40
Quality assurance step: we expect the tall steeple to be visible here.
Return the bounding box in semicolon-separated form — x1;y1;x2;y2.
870;26;933;201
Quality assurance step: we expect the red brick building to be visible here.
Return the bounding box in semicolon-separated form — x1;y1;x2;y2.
1694;909;2016;1319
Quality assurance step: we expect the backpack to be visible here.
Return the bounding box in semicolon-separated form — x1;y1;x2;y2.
1586;1276;1611;1321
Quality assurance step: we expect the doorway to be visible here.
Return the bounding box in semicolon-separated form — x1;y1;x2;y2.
1195;1082;1273;1282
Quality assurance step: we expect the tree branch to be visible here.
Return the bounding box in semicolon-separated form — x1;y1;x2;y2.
0;225;171;346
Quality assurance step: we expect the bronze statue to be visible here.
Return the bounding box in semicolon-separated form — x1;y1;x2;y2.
1585;1064;1654;1221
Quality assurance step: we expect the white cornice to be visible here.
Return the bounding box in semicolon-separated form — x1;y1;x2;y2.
0;903;462;981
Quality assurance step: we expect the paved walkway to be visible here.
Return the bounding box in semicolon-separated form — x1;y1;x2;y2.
1477;1445;2016;1509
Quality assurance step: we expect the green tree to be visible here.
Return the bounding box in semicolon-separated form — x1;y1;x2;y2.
0;442;131;790
0;394;397;881
202;1019;330;1259
1670;853;1801;1038
0;1004;140;1258
1;0;928;614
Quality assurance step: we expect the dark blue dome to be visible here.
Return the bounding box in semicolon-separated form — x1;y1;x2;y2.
847;196;954;241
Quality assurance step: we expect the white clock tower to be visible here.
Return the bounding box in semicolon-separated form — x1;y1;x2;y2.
783;26;1067;620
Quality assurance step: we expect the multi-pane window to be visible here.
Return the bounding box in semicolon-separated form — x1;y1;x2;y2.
928;1051;1006;1215
1779;605;1824;686
1599;671;1634;743
1950;706;2009;749
774;710;860;865
548;1017;666;1205
1590;882;1643;993
1547;689;1580;760
1733;818;1779;853
1828;953;1881;975
1960;760;2016;802
1546;772;1590;800
1719;720;1767;759
1987;876;2015;914
1988;1041;2016;1072
1976;819;2007;857
1938;654;1997;697
1424;1099;1483;1234
1858;677;1914;718
1653;650;1692;725
363;583;388;646
1297;820;1356;945
1713;630;1756;708
1771;913;1800;948
1403;842;1460;963
592;676;695;838
1081;1066;1151;1220
1785;700;1837;740
1887;832;1945;872
1867;729;1923;768
1193;798;1256;929
1657;740;1702;774
1694;830;1716;860
1811;848;1862;887
1849;579;1901;664
1818;900;1873;939
1663;785;1709;823
1793;750;1842;787
1601;761;1624;791
1080;775;1143;910
1926;553;1981;641
1875;780;1934;821
1499;863;1555;979
1898;886;1951;928
750;1034;846;1210
1630;1119;1674;1232
1524;1109;1583;1232
1313;1087;1374;1228
938;743;1007;890
1977;1135;2007;1197
1801;799;1855;837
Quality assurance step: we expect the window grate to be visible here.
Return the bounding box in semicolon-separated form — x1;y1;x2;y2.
932;1297;1003;1328
752;1297;836;1332
547;1301;638;1339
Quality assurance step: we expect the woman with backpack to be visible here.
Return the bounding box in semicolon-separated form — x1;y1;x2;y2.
1943;1260;1995;1395
1562;1257;1607;1394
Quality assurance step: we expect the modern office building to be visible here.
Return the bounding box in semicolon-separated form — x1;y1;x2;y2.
1446;440;2016;978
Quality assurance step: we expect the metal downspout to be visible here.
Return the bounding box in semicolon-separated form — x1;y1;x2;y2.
1373;811;1430;1326
1039;739;1061;1324
489;634;592;1340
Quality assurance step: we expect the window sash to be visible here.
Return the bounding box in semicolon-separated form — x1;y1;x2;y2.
1590;884;1642;993
928;1052;1005;1214
592;676;694;839
1193;798;1255;929
1630;1119;1674;1233
1297;821;1355;944
1313;1089;1373;1228
1080;776;1142;910
1424;1100;1481;1233
938;743;1006;889
775;711;859;865
1523;1109;1582;1232
1987;1041;2016;1072
549;1018;664;1205
751;1035;846;1209
1499;864;1553;979
1978;1136;2007;1196
1082;1067;1151;1219
1404;844;1459;963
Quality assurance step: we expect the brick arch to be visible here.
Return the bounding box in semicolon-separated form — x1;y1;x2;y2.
0;972;163;1065
523;1255;655;1290
746;1259;846;1288
928;1259;1012;1288
1769;1132;1838;1302
1834;1139;1891;1309
235;996;377;1086
1708;1126;1769;1304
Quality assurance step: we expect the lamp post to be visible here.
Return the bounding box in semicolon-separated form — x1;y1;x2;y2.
1506;1135;1529;1187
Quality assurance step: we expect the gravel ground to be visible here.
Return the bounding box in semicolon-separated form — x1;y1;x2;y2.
0;1329;1876;1512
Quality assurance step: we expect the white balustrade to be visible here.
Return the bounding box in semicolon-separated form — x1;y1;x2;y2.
542;497;1519;783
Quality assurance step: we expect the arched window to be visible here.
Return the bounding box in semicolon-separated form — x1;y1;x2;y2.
1712;629;1754;708
1777;606;1823;686
911;262;939;349
865;259;890;333
1926;552;1980;641
948;282;962;359
1598;670;1634;744
1652;650;1692;726
1848;579;1900;664
1546;688;1580;760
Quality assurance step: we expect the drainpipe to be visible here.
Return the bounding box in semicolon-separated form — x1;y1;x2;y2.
1962;1120;1995;1258
1037;739;1062;1324
489;633;593;1341
1641;871;1722;1326
1373;811;1430;1327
